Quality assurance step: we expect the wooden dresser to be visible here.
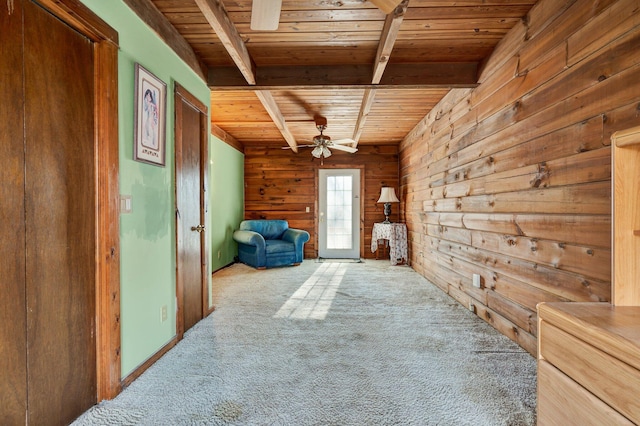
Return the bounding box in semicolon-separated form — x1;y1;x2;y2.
537;302;640;425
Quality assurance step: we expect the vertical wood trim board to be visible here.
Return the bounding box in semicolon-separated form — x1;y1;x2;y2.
612;125;640;306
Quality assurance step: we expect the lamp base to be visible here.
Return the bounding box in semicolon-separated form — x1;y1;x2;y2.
383;203;393;224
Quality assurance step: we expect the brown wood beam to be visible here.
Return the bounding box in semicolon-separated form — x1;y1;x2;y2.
353;0;408;144
193;0;256;84
193;0;297;149
372;0;408;84
122;0;206;81
370;0;405;15
254;91;298;152
211;124;244;153
353;88;377;143
208;63;479;89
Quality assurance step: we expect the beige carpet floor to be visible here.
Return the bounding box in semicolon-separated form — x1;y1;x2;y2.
73;259;536;425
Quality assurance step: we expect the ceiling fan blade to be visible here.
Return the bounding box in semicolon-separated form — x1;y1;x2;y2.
330;144;358;153
331;138;357;145
282;144;316;149
369;0;403;14
250;0;282;31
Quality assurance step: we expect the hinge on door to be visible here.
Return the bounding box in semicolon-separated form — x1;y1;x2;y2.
176;208;181;219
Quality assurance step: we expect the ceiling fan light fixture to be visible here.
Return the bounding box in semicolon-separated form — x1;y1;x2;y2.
311;146;323;158
322;147;332;158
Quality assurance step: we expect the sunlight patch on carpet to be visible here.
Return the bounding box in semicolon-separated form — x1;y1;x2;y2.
274;262;346;320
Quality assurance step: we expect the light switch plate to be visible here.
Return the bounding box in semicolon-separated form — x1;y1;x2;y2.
120;195;132;214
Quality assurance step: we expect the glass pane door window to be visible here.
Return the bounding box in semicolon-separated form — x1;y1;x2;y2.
318;169;360;259
326;175;353;249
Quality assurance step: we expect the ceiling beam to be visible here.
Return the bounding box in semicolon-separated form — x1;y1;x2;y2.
254;91;298;153
211;124;243;153
352;88;376;143
193;0;256;84
194;0;297;149
353;0;409;143
370;0;405;15
123;0;207;81
208;63;479;89
372;0;409;85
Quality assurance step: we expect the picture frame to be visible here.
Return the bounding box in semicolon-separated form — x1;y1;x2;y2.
134;63;167;166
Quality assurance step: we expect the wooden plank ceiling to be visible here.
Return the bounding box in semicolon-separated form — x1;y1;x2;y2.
142;0;536;150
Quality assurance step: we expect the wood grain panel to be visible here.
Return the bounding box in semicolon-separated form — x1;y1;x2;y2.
540;321;640;422
24;1;96;422
244;144;399;259
537;359;634;426
399;0;639;355
0;2;27;424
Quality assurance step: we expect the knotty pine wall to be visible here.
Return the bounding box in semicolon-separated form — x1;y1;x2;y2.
243;144;399;259
399;0;640;355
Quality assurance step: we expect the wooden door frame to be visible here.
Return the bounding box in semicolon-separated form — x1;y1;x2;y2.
174;83;210;340
36;0;121;400
315;165;366;259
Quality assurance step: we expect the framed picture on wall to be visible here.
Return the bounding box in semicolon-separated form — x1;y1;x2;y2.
134;63;167;166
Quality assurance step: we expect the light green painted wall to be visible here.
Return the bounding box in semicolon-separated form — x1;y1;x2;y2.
210;137;244;272
80;0;217;377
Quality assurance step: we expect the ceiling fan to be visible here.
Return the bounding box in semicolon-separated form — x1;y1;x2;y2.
282;117;358;160
251;0;404;30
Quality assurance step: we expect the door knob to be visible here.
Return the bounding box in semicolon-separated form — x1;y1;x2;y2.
191;224;205;233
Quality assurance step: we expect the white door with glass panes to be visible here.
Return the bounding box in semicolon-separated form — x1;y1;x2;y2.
318;169;360;258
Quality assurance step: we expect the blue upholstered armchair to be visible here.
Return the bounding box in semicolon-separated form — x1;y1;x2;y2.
233;220;310;269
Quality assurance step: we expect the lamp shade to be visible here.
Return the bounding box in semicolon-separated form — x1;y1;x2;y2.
377;187;399;203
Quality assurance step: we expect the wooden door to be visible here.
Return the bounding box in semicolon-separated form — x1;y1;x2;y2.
24;1;97;423
175;84;209;336
318;169;361;259
0;2;28;423
0;1;97;424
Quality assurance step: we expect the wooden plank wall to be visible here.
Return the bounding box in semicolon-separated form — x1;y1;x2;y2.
243;144;399;259
399;0;640;355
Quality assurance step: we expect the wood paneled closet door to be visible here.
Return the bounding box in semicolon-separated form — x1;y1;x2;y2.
0;1;97;424
175;84;209;337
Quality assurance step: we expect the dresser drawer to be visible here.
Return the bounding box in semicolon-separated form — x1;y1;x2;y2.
538;360;633;425
539;320;640;423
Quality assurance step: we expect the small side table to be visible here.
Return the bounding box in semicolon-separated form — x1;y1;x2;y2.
371;223;408;265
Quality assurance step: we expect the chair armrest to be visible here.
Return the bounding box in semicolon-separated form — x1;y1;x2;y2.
282;228;310;263
282;228;310;245
233;230;265;250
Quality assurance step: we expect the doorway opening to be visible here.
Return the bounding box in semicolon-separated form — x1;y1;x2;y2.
318;169;361;259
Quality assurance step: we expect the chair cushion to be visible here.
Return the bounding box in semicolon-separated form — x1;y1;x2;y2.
265;239;294;254
240;220;288;240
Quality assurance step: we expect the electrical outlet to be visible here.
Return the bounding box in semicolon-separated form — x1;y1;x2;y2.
472;274;482;288
161;305;168;322
305;206;310;213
